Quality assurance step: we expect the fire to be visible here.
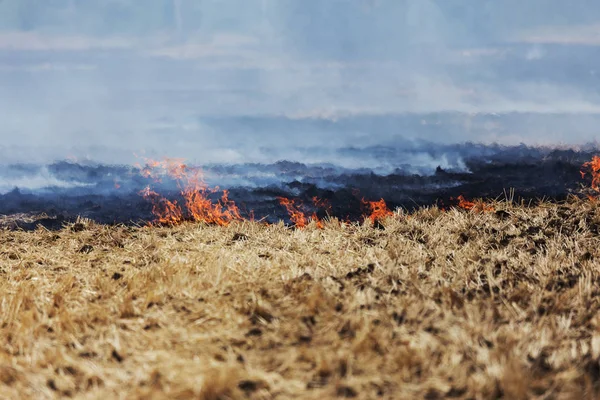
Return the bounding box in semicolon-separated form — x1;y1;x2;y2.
312;196;331;212
277;197;308;228
137;157;400;228
137;158;187;183
581;155;600;194
139;158;242;226
277;197;327;228
140;186;184;225
453;195;494;213
362;198;393;223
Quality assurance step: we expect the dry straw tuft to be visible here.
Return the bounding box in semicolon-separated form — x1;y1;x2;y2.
0;197;600;398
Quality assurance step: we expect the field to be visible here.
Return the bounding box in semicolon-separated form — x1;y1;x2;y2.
1;198;600;399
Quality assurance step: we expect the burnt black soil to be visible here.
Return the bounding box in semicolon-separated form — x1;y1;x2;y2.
0;146;596;229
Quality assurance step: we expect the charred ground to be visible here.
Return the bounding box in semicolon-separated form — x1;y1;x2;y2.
0;145;596;229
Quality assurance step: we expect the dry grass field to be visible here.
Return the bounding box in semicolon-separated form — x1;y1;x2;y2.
1;197;600;399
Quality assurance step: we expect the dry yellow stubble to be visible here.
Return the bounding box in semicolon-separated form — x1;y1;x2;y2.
0;198;600;399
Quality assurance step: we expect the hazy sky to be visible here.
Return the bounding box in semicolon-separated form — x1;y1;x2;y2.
1;0;600;164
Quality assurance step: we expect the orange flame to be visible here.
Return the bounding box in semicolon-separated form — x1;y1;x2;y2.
362;198;393;223
137;156;403;228
277;197;309;228
453;195;494;213
140;186;184;225
139;158;242;226
312;196;331;211
581;155;600;194
277;197;328;228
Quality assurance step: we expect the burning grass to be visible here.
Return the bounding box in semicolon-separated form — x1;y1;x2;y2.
138;157;396;227
138;158;244;226
2;197;600;399
582;155;600;198
453;195;495;213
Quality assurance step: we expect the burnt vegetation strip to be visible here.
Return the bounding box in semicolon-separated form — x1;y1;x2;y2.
0;146;597;228
1;199;600;398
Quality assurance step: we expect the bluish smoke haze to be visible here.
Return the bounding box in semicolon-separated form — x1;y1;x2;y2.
1;0;600;166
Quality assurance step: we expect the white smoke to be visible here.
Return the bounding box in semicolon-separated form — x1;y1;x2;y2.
0;0;600;166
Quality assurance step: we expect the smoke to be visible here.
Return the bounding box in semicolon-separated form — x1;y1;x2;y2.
1;0;600;166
